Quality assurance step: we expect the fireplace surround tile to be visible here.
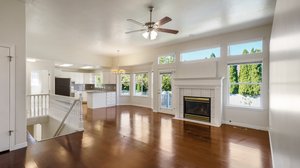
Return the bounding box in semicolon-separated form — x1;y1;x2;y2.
173;77;224;127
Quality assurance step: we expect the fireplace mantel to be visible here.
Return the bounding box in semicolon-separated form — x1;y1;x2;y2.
173;77;224;87
173;77;224;127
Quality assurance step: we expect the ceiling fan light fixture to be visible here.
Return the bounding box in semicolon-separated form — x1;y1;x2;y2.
126;6;178;39
142;30;157;40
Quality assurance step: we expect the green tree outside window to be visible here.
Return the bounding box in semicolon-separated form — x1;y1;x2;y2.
121;74;130;95
135;73;148;95
158;55;175;64
229;48;262;97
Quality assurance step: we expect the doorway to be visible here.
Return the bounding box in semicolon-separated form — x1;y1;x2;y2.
158;72;173;115
31;70;50;94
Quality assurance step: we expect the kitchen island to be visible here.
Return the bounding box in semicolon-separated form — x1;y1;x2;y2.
86;90;116;109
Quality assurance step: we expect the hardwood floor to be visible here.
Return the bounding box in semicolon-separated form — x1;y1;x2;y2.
0;105;272;168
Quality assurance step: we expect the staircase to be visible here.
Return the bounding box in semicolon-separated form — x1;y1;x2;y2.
26;94;84;141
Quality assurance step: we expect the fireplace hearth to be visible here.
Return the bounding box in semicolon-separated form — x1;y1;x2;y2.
184;96;211;122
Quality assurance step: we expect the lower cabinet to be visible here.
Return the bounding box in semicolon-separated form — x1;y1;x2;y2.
106;92;116;107
86;91;116;109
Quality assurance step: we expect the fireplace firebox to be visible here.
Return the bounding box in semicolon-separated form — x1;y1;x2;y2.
184;96;211;122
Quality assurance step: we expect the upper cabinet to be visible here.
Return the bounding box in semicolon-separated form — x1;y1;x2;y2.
83;73;95;84
103;71;116;84
55;70;84;84
71;73;84;84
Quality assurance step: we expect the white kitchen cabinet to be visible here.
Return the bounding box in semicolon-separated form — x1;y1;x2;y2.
103;72;116;84
106;92;116;107
86;91;116;108
83;73;94;84
87;91;106;109
71;72;83;84
109;73;116;84
55;70;84;84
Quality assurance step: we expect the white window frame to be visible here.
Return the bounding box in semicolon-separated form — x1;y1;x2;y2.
226;62;264;109
180;46;221;62
133;72;149;97
120;73;131;96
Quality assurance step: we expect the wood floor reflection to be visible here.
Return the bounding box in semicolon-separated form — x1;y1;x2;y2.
0;105;272;168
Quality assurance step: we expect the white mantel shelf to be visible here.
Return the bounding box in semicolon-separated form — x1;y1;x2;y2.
173;77;224;80
173;77;224;127
173;77;224;87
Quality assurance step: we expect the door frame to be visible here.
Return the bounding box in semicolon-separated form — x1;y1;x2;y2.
0;43;16;151
157;70;174;115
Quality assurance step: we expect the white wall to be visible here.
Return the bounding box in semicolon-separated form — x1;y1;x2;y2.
269;0;300;167
117;25;272;130
117;64;153;109
26;60;55;94
0;0;26;149
27;40;113;68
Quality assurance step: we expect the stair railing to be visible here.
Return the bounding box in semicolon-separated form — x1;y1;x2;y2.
53;99;79;137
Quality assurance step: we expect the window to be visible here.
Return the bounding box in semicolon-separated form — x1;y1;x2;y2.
158;55;175;64
228;62;262;108
134;73;149;96
181;47;220;62
120;73;130;96
228;40;263;56
94;73;103;88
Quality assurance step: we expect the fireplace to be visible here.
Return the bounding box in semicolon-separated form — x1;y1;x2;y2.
184;96;211;122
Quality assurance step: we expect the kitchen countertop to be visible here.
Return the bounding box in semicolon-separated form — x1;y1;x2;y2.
86;90;116;93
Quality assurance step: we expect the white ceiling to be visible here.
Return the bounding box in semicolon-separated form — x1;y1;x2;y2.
26;0;276;58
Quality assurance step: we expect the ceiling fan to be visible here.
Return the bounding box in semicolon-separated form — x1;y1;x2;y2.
125;6;179;40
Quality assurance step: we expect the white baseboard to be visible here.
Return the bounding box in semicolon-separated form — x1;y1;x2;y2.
12;142;27;151
174;117;221;127
269;131;275;168
118;103;152;110
222;120;268;131
132;104;153;109
117;103;132;106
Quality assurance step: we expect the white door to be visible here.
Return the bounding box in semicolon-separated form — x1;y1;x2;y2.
158;72;174;115
0;46;10;152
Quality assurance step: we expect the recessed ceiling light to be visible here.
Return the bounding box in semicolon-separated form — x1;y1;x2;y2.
27;58;37;62
80;65;94;69
59;64;73;67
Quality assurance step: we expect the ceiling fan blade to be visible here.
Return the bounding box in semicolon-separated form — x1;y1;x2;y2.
125;29;147;34
155;17;172;26
127;19;145;26
156;28;179;34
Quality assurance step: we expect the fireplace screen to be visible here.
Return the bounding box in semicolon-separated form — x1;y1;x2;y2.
184;96;211;122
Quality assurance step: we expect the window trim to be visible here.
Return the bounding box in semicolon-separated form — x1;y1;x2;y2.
180;46;221;62
120;73;131;96
133;72;149;97
226;62;264;109
227;38;264;57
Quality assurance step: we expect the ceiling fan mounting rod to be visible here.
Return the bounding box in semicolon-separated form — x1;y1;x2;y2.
149;6;154;28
